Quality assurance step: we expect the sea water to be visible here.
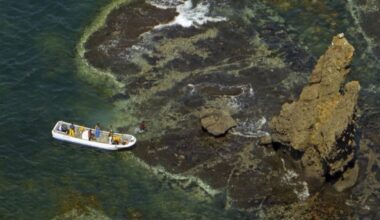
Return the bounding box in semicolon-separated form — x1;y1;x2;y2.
0;0;242;219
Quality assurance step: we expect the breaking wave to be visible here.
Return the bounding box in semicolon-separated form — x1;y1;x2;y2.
150;0;227;28
146;0;185;9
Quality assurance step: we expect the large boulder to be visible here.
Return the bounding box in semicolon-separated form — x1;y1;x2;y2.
200;108;236;136
270;34;360;188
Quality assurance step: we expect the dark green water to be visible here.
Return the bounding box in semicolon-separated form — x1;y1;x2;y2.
0;1;242;219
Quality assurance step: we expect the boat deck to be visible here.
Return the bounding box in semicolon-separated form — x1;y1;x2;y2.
52;121;136;150
57;123;130;145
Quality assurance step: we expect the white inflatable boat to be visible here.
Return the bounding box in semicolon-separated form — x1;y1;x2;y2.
51;121;136;150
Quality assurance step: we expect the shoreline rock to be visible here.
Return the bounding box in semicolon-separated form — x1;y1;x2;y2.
200;108;237;136
269;34;360;190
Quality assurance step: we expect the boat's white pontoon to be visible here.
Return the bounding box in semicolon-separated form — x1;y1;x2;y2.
52;121;136;150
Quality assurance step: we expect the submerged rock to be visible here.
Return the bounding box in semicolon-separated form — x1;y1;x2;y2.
270;34;360;188
200;108;236;136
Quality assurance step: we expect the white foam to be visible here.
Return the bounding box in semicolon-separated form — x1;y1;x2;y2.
230;117;269;138
98;39;120;55
228;96;242;111
187;83;196;94
281;159;310;201
147;0;184;9
294;181;310;201
248;87;254;97
154;0;227;29
239;83;255;97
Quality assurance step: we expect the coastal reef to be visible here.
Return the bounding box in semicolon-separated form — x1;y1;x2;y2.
77;0;380;219
270;34;360;191
79;0;317;212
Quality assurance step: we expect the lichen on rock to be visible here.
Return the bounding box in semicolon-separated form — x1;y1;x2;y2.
270;34;360;190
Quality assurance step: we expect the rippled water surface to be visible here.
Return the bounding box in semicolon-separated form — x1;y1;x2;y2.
0;0;242;219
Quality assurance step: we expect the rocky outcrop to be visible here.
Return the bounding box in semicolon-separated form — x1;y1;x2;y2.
270;34;360;188
200;108;236;136
79;0;379;215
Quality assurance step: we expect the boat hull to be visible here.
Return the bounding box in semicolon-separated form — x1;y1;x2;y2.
51;121;136;150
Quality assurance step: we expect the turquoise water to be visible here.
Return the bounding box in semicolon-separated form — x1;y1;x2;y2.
0;1;242;219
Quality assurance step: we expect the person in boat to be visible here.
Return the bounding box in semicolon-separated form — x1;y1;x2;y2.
108;126;113;144
78;126;85;134
58;123;68;133
95;123;101;140
82;129;90;140
112;135;121;145
68;123;75;137
121;137;129;145
89;129;96;141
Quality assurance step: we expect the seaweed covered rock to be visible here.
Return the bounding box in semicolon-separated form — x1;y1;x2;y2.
270;34;360;189
200;108;236;136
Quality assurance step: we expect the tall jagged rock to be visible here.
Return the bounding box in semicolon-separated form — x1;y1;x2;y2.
269;34;360;189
